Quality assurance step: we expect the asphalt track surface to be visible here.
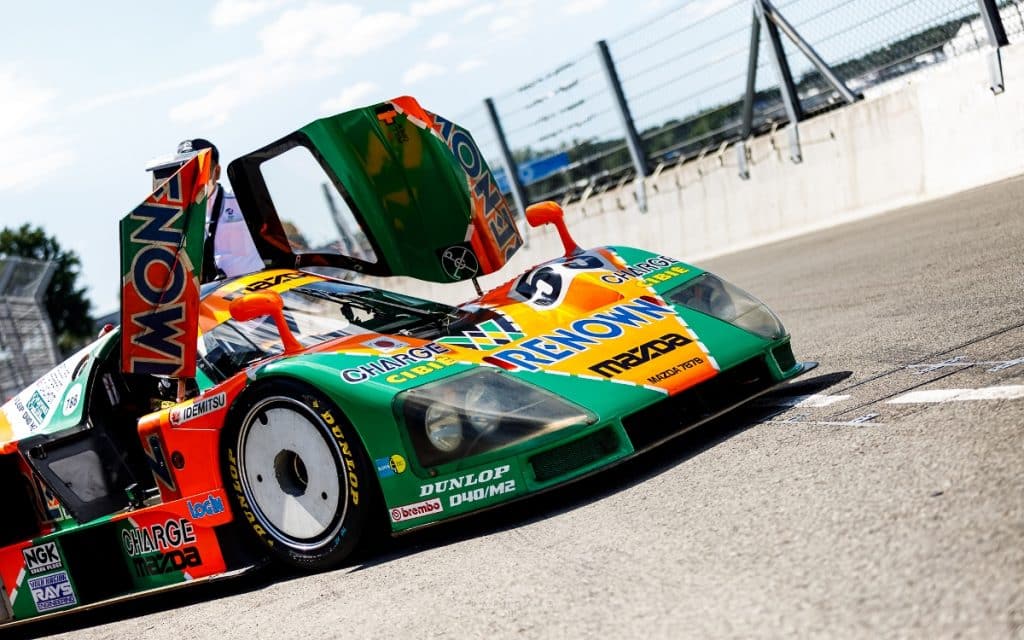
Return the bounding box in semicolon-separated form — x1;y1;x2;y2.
17;176;1024;639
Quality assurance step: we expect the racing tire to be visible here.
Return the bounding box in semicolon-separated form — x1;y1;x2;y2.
221;379;373;571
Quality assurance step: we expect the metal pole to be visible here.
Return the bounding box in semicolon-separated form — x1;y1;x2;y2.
754;0;802;163
976;0;1008;93
738;10;761;179
596;39;649;212
484;97;529;221
976;0;1009;46
761;0;859;104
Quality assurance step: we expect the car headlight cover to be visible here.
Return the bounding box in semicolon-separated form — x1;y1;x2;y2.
424;404;463;452
399;368;595;466
667;273;786;340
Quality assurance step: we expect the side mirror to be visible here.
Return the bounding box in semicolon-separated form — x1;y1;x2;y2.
229;290;303;354
525;201;580;257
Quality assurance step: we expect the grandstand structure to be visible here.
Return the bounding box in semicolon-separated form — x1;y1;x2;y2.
0;256;59;401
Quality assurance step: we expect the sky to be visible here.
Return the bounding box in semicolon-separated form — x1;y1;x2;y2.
0;0;713;314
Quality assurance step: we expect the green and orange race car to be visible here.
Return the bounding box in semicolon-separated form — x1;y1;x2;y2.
0;96;813;627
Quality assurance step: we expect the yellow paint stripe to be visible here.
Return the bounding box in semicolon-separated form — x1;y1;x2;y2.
0;408;13;446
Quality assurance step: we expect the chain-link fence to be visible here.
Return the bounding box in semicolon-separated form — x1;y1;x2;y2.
0;257;59;401
474;0;1024;207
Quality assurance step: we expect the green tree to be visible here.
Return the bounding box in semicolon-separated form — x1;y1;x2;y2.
0;224;93;354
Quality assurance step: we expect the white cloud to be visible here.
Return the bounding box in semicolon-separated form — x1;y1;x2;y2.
168;59;329;126
461;3;497;23
320;81;379;113
210;0;291;27
456;59;485;73
0;68;73;191
314;11;417;58
488;15;522;33
258;5;416;60
70;60;248;113
411;0;472;17
170;4;418;125
402;62;445;84
562;0;607;16
0;68;53;139
426;32;452;50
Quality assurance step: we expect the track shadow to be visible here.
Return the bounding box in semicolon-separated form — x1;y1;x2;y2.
12;369;852;639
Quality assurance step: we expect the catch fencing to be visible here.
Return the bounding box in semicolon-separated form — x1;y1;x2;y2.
462;0;1024;211
0;257;59;401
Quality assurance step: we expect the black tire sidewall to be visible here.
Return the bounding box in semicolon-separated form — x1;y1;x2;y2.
221;378;371;571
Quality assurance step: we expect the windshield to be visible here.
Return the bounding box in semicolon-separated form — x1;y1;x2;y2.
198;279;459;383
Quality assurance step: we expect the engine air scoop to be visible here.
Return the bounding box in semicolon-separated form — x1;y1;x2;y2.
526;201;580;257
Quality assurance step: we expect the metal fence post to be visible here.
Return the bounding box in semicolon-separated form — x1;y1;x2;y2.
761;0;859;104
976;0;1009;93
738;9;761;179
754;0;802;163
484;97;529;222
596;39;649;212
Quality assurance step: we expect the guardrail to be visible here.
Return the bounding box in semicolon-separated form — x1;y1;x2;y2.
460;0;1024;214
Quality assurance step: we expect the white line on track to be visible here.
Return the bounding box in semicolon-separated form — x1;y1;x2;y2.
907;356;1024;373
768;416;885;427
755;394;850;408
887;385;1024;404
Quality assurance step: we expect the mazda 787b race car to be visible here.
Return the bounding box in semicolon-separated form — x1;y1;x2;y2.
0;96;812;626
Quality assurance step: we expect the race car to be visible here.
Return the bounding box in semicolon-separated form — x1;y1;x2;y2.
0;96;813;626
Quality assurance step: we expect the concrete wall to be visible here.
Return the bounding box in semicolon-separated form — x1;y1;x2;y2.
363;42;1024;305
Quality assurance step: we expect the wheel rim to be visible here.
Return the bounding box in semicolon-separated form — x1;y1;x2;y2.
237;397;347;550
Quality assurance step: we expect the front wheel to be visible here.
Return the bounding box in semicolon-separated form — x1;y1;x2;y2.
221;380;372;570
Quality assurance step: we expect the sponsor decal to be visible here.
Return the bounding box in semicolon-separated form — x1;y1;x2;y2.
144;434;176;491
588;333;693;378
511;253;608;309
28;571;77;612
61;383;83;417
0;344;84;438
647;356;706;384
169;392;226;425
132;546;202;577
437;316;524;351
362;337;408;353
243;271;305;293
439;243;480;280
642;265;689;287
375;454;407;478
390;498;443;523
375;104;399;125
414;106;523;266
340;342;451;383
119;153;208;377
122;518;196;557
449;480;516;507
26;392;49;426
22;541;62;575
384;356;456;384
418;465;516;507
187;494;225;519
600;255;686;285
485;298;676;372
